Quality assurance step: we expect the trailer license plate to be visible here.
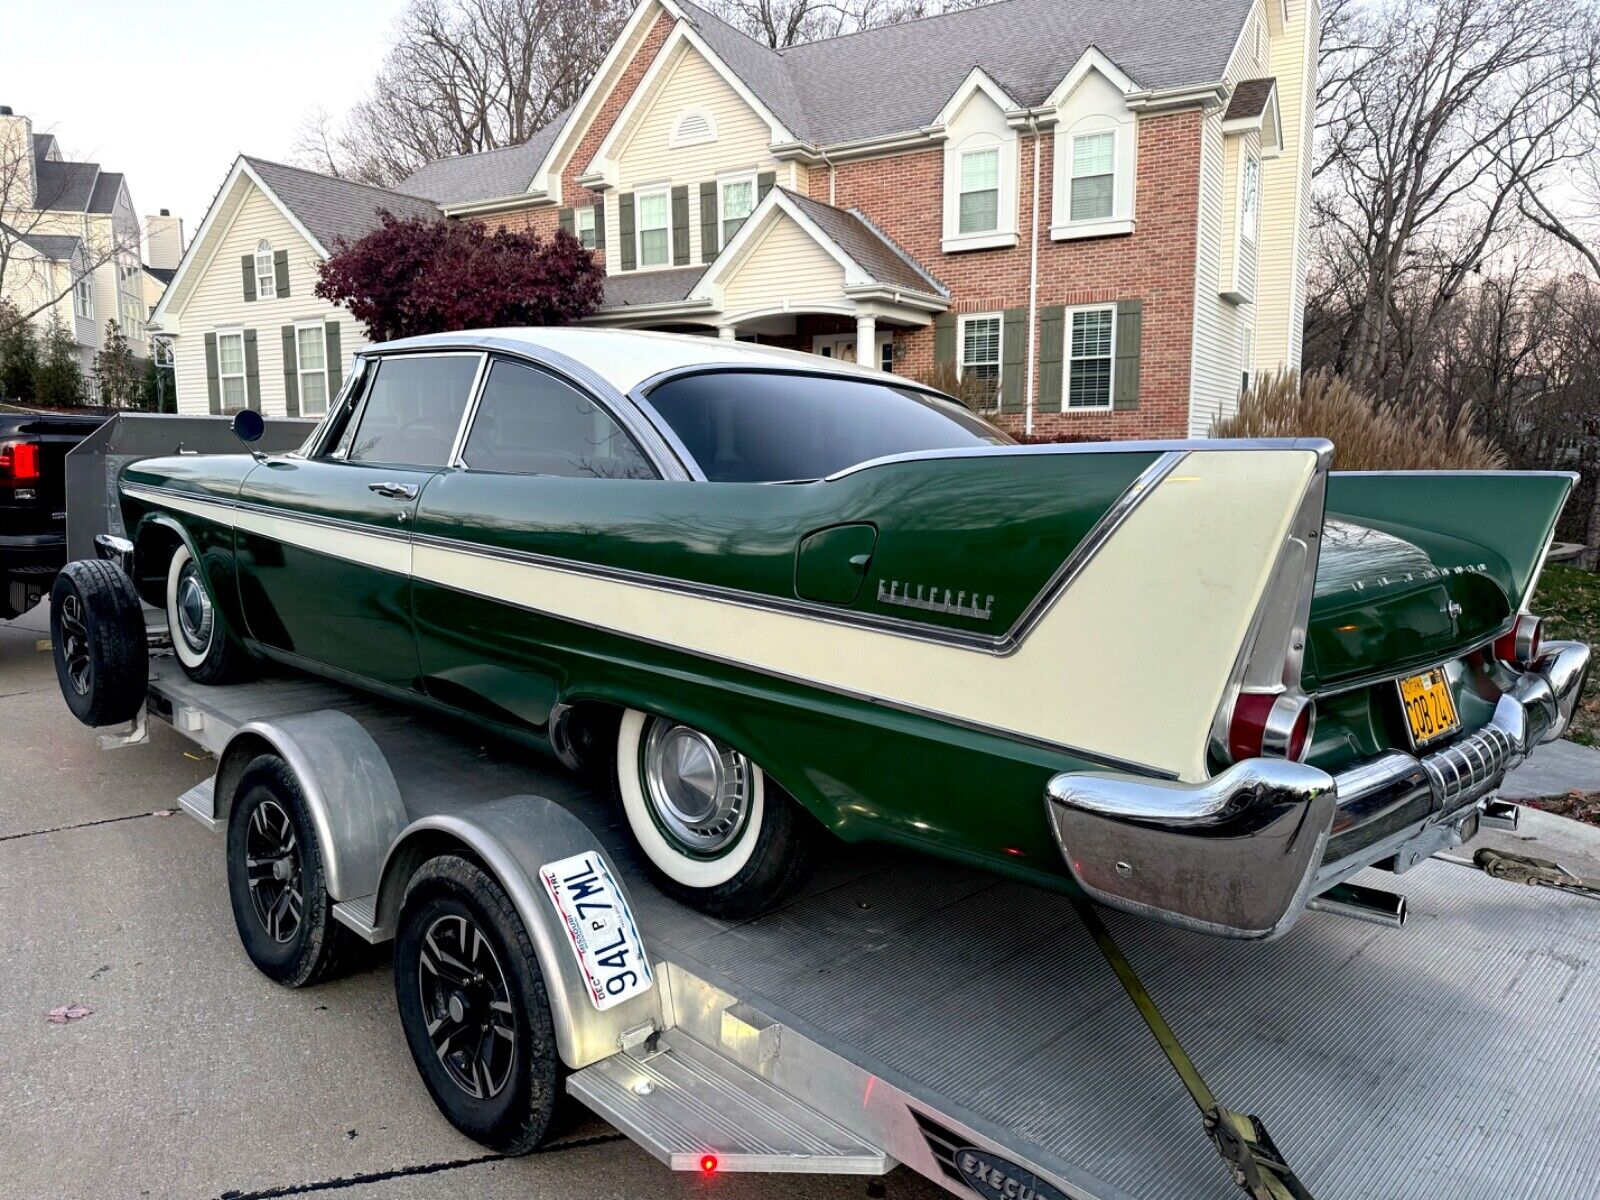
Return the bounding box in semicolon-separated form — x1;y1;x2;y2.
540;851;652;1011
1397;667;1461;748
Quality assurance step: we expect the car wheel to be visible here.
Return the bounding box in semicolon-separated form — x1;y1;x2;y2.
225;754;353;987
613;709;816;918
50;559;149;728
394;855;565;1154
167;544;249;684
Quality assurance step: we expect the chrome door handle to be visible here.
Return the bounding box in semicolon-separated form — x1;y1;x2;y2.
368;481;418;500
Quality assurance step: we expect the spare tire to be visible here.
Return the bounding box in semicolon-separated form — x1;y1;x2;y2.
51;559;148;727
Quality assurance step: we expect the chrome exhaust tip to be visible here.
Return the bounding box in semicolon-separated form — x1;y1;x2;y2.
1308;881;1408;929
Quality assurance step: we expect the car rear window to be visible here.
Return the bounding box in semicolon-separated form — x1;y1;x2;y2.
644;370;1009;482
340;354;481;467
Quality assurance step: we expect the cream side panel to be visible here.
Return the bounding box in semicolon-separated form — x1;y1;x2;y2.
720;215;847;313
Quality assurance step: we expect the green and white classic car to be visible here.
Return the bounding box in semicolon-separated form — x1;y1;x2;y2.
61;329;1590;937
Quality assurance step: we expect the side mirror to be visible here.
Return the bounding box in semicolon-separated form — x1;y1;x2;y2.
231;409;265;445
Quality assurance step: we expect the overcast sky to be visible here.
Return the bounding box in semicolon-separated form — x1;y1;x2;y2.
5;0;405;252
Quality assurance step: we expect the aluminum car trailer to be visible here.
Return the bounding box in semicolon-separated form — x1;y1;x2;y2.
81;644;1597;1200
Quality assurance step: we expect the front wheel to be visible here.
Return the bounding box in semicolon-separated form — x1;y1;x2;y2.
613;709;816;918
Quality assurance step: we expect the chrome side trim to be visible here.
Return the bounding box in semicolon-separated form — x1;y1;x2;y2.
824;436;1335;482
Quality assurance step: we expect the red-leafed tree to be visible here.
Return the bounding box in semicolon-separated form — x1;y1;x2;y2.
315;213;603;342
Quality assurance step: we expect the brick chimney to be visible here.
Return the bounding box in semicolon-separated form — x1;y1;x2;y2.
144;209;185;270
0;106;36;209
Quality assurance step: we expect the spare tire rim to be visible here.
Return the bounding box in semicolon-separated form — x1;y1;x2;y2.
58;592;92;696
417;913;516;1100
641;718;752;856
175;562;214;655
244;799;303;943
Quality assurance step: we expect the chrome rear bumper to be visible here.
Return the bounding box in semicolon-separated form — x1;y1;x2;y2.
1045;640;1591;939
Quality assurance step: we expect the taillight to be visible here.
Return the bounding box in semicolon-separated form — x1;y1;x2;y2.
1493;613;1542;669
1228;692;1316;763
0;439;41;483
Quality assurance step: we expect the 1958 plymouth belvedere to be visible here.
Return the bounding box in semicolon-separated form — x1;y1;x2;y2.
57;329;1590;939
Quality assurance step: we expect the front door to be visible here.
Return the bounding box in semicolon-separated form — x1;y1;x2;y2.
812;332;893;373
235;351;484;689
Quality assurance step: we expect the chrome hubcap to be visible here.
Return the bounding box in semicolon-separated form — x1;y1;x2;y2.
58;593;92;696
175;564;213;655
418;914;516;1100
642;719;752;854
244;800;303;943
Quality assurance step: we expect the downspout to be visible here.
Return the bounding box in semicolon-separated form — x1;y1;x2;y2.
1024;113;1042;437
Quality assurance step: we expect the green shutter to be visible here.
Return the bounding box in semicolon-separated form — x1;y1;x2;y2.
240;255;255;302
1113;299;1142;411
700;181;719;262
618;193;636;271
325;322;343;393
243;329;260;411
204;332;221;414
273;250;290;298
999;308;1026;413
281;325;299;417
671;185;690;266
558;206;575;236
593;203;606;251
757;171;776;202
933;313;956;369
1038;306;1065;413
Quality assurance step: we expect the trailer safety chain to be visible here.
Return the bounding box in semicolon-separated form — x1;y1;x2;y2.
1069;898;1316;1200
1473;847;1600;899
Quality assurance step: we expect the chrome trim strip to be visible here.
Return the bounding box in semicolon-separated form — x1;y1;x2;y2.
823;436;1335;482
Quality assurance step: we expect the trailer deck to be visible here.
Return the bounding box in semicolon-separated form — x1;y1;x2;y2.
144;655;1600;1200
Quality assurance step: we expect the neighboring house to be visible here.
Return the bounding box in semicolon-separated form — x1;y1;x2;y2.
148;157;436;417
395;0;1318;438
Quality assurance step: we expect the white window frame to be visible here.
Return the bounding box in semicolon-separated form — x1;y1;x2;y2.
634;185;671;270
1049;67;1137;242
255;240;276;300
74;272;93;320
669;107;718;148
216;327;248;413
957;147;1002;236
957;312;1003;404
1064;304;1117;412
1067;131;1117;225
1238;152;1261;245
576;205;597;249
718;171;757;247
295;320;331;417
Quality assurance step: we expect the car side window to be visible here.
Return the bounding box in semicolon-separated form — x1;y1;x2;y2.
459;358;656;480
340;354;481;468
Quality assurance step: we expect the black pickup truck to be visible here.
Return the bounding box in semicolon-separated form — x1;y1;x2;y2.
1;408;106;620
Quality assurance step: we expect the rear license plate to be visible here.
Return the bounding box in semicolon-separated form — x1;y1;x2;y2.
1397;667;1461;749
539;851;652;1011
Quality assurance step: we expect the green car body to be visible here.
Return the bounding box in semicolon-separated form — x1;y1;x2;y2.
113;329;1590;938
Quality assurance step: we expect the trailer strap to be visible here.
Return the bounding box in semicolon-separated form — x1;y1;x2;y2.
1070;898;1316;1200
1473;847;1600;899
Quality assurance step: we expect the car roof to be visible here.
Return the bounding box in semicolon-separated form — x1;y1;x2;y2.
365;327;899;395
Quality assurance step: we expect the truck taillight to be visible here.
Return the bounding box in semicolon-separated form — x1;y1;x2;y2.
1228;692;1316;763
0;439;41;483
1493;613;1542;669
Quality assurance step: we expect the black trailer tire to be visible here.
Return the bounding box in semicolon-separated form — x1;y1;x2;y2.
50;559;149;728
225;754;353;987
394;855;566;1155
167;543;251;685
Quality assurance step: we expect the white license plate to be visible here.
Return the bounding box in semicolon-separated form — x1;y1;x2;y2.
539;851;653;1011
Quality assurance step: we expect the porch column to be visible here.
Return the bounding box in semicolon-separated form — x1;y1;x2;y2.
855;312;876;363
718;325;737;341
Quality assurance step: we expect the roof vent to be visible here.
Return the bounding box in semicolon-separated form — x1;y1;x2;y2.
669;108;717;148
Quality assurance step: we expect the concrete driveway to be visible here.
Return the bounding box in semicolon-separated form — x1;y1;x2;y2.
0;603;941;1200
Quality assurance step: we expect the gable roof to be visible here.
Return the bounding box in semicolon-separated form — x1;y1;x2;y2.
33;157;100;212
88;171;125;214
399;110;572;206
0;221;81;262
782;189;945;295
1225;77;1276;120
241;157;441;250
143;264;176;286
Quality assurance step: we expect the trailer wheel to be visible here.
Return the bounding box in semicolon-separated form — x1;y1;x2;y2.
167;544;250;684
393;855;565;1154
613;709;816;918
225;755;352;987
50;559;149;728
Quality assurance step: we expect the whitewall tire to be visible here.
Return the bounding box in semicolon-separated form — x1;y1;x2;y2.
167;545;213;670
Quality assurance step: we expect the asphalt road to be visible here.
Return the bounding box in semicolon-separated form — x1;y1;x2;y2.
0;603;945;1200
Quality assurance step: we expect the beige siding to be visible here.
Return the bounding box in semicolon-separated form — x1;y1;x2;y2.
719;214;845;314
1187;105;1250;436
168;182;365;417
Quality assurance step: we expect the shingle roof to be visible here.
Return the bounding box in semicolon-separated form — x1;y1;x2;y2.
601;265;706;308
88;171;124;214
242;157;441;250
1225;76;1276;120
33;158;99;212
398;110;573;206
782;189;945;295
143;264;176;286
0;222;82;262
32;133;58;161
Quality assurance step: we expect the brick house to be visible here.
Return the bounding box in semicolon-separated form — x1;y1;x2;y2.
397;0;1318;439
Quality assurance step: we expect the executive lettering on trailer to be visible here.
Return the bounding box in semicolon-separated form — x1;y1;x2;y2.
954;1147;1071;1200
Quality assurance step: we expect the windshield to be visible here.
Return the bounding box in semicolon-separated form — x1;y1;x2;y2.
644;369;1010;482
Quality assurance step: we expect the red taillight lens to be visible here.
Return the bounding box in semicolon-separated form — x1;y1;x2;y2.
1228;692;1315;763
1493;613;1542;669
0;439;41;483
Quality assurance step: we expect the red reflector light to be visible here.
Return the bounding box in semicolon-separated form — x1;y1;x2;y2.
1493;614;1542;669
0;439;41;483
1228;692;1315;763
700;1155;719;1174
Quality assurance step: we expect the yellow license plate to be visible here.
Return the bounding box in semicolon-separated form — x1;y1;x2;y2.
1397;667;1461;748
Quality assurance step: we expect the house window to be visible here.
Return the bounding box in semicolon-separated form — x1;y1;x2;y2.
296;322;329;416
636;188;669;268
255;240;276;300
217;330;247;412
74;273;93;320
1069;133;1115;222
719;174;756;245
576;206;597;249
958;148;1000;234
1239;155;1261;244
880;339;894;373
959;314;1002;403
1067;306;1116;409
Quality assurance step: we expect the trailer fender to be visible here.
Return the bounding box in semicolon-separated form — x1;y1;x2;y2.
374;795;662;1071
213;711;407;902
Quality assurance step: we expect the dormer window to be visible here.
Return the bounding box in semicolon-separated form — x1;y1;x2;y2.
1049;62;1137;241
255;240;276;300
1068;133;1115;222
669;108;717;148
958;149;1000;234
939;85;1019;252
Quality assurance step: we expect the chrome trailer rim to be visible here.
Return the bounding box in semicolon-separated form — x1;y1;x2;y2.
58;592;92;696
175;561;214;655
641;719;753;856
245;799;304;943
417;913;517;1100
